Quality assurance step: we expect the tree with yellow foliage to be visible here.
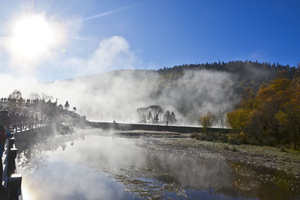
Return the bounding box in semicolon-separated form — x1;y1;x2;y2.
227;77;300;148
198;111;217;133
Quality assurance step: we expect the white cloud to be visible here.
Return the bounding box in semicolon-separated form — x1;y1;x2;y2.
87;36;136;73
48;36;137;79
0;12;139;105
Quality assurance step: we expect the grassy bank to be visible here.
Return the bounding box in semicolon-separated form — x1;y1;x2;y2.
113;130;300;178
178;136;300;178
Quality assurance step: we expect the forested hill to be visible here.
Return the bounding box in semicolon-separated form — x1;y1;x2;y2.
45;60;299;124
134;61;298;124
158;61;297;85
158;61;296;78
151;61;298;98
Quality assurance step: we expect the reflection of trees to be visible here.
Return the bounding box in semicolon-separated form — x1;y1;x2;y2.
96;166;189;199
15;128;86;171
227;161;300;200
15;132;300;200
19;147;49;172
96;144;241;199
144;150;235;192
140;147;300;199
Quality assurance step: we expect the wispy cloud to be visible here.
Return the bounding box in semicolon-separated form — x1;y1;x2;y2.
81;5;136;21
69;36;99;42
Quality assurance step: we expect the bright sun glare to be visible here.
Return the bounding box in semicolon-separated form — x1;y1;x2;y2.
12;15;54;57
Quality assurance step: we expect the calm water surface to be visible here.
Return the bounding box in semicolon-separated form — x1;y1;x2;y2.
16;130;300;200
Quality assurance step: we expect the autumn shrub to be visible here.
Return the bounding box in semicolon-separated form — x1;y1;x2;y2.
191;132;228;142
228;139;240;145
223;145;230;150
191;132;206;140
218;134;228;143
232;146;238;152
248;138;260;145
237;132;249;144
228;132;238;140
191;132;199;139
198;135;207;140
206;133;217;142
263;137;277;147
198;112;217;133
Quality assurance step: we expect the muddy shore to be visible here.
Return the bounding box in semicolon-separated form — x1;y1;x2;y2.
114;130;300;179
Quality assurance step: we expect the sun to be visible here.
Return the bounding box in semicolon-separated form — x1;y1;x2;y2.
12;15;55;57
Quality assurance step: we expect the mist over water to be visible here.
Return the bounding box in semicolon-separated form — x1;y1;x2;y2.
16;128;300;200
19;132;141;200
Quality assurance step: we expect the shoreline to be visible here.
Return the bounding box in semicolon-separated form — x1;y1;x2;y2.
165;138;300;178
114;130;300;179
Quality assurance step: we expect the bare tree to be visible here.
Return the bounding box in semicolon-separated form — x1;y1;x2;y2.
7;89;23;112
137;107;148;123
41;93;53;102
8;89;22;100
29;93;41;101
148;105;163;123
137;105;164;123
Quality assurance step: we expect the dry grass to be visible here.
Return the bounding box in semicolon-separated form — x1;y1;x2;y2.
163;137;300;178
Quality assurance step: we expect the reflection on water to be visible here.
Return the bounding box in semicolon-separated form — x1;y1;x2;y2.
228;161;300;200
15;129;300;200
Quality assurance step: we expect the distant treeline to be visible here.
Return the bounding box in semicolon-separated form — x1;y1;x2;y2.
158;60;297;77
146;61;299;122
156;60;298;90
0;90;85;126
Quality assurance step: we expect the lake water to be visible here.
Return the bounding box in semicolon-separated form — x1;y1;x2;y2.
16;129;300;200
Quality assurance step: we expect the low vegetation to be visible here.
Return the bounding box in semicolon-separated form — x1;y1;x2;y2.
191;131;300;151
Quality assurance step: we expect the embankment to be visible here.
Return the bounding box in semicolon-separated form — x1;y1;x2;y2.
86;121;231;134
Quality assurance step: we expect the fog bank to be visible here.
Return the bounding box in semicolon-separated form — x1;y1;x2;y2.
0;69;238;125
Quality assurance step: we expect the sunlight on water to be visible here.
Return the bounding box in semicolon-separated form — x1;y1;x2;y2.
16;130;300;200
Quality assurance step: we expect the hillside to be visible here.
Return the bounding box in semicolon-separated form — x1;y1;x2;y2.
3;61;298;126
44;61;296;125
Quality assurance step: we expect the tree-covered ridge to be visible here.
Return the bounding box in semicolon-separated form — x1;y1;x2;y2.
143;61;298;124
158;60;297;76
13;60;295;125
155;60;298;93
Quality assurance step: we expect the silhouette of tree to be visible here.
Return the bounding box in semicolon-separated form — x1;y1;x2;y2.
149;105;163;123
64;101;70;110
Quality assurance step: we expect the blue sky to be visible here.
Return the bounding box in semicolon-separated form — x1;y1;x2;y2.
0;0;299;82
